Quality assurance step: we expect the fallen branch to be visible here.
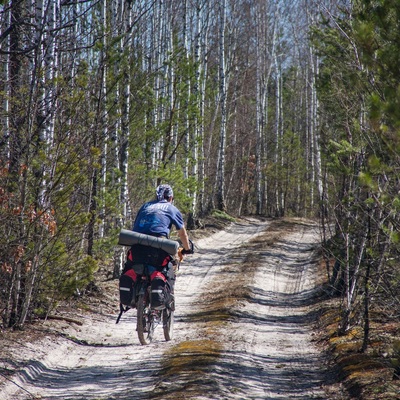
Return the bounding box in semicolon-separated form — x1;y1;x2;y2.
43;314;83;326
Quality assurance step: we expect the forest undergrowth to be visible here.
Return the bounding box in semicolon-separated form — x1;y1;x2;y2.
314;259;400;399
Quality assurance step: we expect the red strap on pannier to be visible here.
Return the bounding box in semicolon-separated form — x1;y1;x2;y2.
150;271;166;282
124;269;137;281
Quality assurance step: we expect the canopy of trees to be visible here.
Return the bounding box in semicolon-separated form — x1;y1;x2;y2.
0;0;398;352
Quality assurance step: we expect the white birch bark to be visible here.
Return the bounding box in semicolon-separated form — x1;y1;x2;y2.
311;54;323;202
111;0;121;199
306;2;323;212
2;6;11;159
183;0;190;181
216;0;227;211
167;1;177;164
159;0;168;163
255;8;263;215
44;0;61;209
44;0;58;145
113;0;133;276
121;1;132;222
99;0;108;238
279;62;284;212
198;0;210;215
254;0;277;215
274;56;281;214
190;0;203;217
255;1;272;214
150;0;163;171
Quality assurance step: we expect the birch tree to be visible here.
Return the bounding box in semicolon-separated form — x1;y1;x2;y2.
254;1;270;215
196;1;211;216
3;0;24;328
215;0;227;211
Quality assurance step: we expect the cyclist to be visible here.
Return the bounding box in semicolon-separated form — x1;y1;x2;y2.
133;184;192;253
126;184;194;308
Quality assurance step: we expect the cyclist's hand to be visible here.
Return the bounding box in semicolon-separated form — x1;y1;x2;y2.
181;239;195;255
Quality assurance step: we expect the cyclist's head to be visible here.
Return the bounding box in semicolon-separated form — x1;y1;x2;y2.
156;184;174;201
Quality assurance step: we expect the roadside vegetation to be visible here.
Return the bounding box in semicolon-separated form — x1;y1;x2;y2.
1;1;399;398
316;256;400;399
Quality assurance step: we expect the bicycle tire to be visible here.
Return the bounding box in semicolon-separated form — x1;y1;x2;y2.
163;308;174;341
137;293;154;345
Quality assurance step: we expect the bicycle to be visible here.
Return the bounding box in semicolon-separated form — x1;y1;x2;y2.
116;238;194;345
135;264;175;345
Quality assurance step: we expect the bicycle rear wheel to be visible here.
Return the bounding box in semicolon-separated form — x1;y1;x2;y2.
137;293;154;345
162;308;174;341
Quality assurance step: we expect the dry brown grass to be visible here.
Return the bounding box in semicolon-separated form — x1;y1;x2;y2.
314;265;400;399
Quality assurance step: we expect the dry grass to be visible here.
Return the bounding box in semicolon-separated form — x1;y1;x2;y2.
314;268;400;399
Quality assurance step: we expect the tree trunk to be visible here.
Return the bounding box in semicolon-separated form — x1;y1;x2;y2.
216;0;227;212
99;0;108;239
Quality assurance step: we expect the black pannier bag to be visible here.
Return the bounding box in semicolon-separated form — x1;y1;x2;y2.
119;269;137;307
151;277;167;310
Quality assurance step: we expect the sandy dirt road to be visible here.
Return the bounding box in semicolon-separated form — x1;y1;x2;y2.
1;218;335;399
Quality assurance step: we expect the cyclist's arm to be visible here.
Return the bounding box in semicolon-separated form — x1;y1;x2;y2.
177;226;191;251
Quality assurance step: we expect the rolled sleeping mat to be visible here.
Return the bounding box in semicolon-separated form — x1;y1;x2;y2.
118;229;179;255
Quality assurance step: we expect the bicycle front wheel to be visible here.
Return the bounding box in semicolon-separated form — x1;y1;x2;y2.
137;293;154;345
